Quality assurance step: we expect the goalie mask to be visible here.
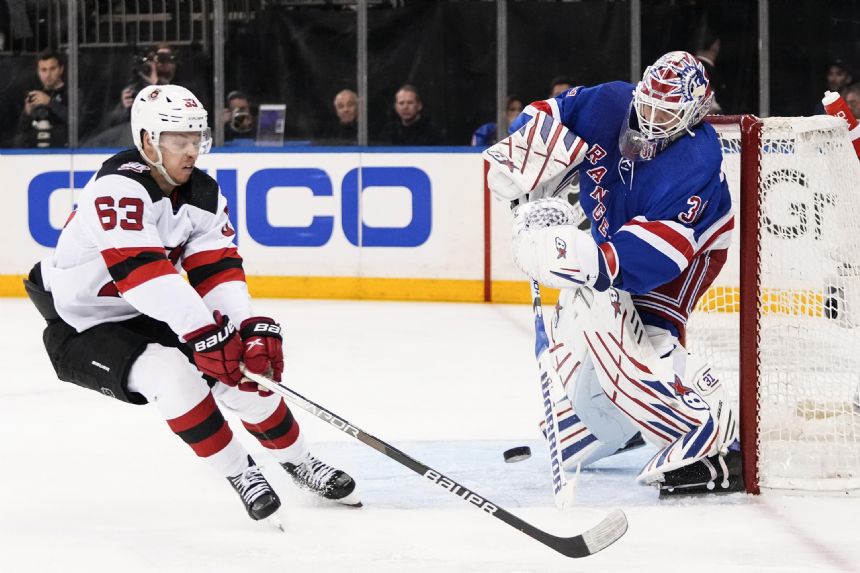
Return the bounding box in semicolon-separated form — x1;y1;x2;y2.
620;51;713;161
131;84;212;185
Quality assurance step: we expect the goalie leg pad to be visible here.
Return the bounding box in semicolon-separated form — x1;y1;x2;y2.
539;290;643;469
539;396;604;470
562;286;738;484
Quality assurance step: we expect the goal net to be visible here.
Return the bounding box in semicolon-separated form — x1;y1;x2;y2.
687;115;860;493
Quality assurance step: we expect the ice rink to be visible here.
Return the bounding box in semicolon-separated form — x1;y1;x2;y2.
1;297;858;573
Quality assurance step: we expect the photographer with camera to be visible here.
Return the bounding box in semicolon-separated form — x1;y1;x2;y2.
223;91;256;143
14;48;69;148
85;43;201;148
106;43;180;129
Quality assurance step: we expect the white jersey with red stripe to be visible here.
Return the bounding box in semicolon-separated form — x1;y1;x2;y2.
511;81;733;338
40;148;251;339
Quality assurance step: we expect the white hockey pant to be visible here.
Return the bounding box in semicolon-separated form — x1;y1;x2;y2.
551;287;737;484
128;344;308;477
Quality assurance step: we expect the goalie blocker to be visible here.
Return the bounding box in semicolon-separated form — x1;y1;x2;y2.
483;111;587;203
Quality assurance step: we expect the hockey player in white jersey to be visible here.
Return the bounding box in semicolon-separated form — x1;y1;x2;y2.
23;84;360;522
485;51;742;495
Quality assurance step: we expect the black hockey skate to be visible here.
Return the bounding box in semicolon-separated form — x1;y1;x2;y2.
282;454;362;507
227;456;282;520
658;449;745;496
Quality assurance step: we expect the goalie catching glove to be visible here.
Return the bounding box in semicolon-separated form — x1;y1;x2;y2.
483;111;588;202
512;198;618;291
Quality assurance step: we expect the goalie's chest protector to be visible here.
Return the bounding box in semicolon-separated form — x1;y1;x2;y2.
570;88;700;247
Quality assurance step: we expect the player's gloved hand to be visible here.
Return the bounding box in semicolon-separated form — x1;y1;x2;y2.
184;311;243;386
239;316;284;396
511;198;617;292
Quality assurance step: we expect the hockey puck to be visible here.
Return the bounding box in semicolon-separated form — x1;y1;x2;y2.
503;446;532;463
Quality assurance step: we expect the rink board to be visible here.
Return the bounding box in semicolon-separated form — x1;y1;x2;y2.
0;148;536;302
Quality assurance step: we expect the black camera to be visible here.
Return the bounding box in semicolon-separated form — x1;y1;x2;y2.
230;108;253;133
131;53;154;79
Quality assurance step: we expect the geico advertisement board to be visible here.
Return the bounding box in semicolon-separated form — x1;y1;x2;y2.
0;151;516;283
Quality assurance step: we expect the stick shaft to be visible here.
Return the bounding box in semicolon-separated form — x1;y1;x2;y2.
241;369;617;558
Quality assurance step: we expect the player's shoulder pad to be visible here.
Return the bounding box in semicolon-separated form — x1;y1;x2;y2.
576;81;635;106
597;81;636;97
696;121;724;161
95;148;163;203
174;168;221;215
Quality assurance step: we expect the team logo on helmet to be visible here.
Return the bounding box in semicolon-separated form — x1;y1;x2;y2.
678;64;708;103
148;89;161;100
643;52;710;105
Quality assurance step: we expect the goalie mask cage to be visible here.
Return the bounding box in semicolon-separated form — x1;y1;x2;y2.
687;115;860;494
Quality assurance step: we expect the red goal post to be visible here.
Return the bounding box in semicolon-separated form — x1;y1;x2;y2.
694;114;860;494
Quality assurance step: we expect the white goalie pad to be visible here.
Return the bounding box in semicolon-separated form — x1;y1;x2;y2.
483;111;588;202
557;286;737;484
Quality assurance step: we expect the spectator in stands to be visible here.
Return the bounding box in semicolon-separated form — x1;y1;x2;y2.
14;48;70;148
815;59;854;114
223;90;256;143
470;94;524;147
380;84;443;146
151;43;180;84
328;88;358;144
827;59;854;93
694;27;726;114
549;75;575;97
106;43;189;129
843;82;860;119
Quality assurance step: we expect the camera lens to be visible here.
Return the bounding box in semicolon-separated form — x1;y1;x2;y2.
231;110;252;133
31;105;51;121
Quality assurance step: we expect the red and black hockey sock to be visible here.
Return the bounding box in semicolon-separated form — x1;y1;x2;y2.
167;393;234;457
242;399;300;450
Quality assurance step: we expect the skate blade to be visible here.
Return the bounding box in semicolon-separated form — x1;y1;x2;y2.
267;512;285;532
333;490;363;507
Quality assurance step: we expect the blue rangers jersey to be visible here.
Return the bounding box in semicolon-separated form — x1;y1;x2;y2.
511;81;734;339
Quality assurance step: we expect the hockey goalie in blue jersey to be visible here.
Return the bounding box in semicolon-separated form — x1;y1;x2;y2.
484;51;742;494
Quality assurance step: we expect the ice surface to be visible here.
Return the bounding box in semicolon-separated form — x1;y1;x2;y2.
1;298;858;572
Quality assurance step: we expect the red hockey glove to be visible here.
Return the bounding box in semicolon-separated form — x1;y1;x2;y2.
239;316;284;396
184;311;244;387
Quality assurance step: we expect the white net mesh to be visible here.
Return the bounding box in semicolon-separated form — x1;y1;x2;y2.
686;115;860;491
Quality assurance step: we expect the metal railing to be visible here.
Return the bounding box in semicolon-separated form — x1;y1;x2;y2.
1;0;263;53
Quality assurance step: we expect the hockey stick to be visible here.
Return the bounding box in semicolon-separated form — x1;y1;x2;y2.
530;280;578;510
241;368;628;558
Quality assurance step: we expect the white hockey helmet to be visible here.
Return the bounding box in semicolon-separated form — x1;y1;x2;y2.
131;84;212;156
632;50;713;140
